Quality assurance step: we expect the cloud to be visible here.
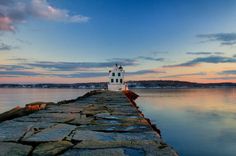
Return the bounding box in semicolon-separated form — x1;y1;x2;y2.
151;51;168;55
0;59;163;78
16;38;32;45
11;57;162;72
26;59;138;71
197;33;236;45
8;58;29;62
110;56;164;63
0;57;163;78
137;56;164;61
0;64;31;70
0;70;40;77
0;42;16;51
164;56;236;67
218;70;236;75
107;58;137;64
0;16;14;31
0;69;161;78
60;70;163;78
0;0;89;32
160;72;206;78
55;72;107;78
53;69;163;78
214;52;225;55
29;0;89;22
186;52;224;55
186;52;212;55
127;70;164;75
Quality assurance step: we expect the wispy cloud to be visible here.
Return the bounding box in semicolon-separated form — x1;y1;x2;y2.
55;69;164;78
218;70;236;75
1;58;148;78
137;56;164;61
107;58;137;64
109;56;164;63
0;68;162;78
26;59;138;71
0;42;16;51
127;70;164;75
197;32;236;45
160;72;206;78
151;51;168;55
0;70;40;77
0;64;31;70
214;52;225;55
8;58;29;62
0;0;90;32
63;70;164;78
54;72;107;78
164;56;236;67
186;52;224;55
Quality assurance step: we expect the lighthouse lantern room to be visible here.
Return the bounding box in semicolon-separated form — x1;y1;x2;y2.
108;64;128;91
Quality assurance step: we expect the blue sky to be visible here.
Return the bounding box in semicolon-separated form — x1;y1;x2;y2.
1;0;236;83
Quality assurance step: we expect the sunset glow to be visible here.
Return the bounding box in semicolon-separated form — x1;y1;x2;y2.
1;0;236;83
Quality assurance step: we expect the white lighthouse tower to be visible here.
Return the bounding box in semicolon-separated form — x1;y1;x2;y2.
108;64;128;91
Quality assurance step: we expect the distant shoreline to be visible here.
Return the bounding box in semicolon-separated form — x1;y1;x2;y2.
1;80;236;89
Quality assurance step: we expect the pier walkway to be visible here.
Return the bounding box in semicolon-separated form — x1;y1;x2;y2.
0;90;178;156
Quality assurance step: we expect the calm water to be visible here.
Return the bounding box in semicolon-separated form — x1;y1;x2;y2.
134;88;236;156
0;88;91;114
0;88;236;156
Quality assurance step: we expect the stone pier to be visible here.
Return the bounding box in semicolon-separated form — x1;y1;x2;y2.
0;90;178;156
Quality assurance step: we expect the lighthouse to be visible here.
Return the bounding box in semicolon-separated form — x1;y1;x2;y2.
108;64;128;91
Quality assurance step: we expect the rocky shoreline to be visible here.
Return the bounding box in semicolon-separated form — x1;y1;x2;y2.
0;90;178;156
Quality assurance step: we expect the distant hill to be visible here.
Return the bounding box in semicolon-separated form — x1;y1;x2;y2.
128;80;236;88
1;80;236;89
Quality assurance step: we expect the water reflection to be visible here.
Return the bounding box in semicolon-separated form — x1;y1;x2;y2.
0;88;91;114
134;88;236;156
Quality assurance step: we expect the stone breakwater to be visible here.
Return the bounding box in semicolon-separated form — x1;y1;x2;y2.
0;90;178;156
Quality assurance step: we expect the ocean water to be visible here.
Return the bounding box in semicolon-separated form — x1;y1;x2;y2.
133;88;236;156
0;88;91;114
0;88;236;156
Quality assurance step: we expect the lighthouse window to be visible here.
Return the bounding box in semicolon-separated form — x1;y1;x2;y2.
118;73;121;76
120;79;123;83
111;79;114;83
112;72;115;76
116;79;118;83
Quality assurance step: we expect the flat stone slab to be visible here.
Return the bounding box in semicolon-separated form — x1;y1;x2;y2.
69;114;93;125
95;113;143;120
60;148;145;156
72;130;161;142
0;142;32;156
45;104;86;113
77;124;152;132
32;141;73;156
23;124;76;142
14;113;76;123
73;140;178;156
0;121;34;142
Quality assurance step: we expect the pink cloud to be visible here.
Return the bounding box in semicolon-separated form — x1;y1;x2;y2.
0;17;15;31
0;0;89;32
30;0;89;22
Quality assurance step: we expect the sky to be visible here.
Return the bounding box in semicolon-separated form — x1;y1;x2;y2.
1;0;236;83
